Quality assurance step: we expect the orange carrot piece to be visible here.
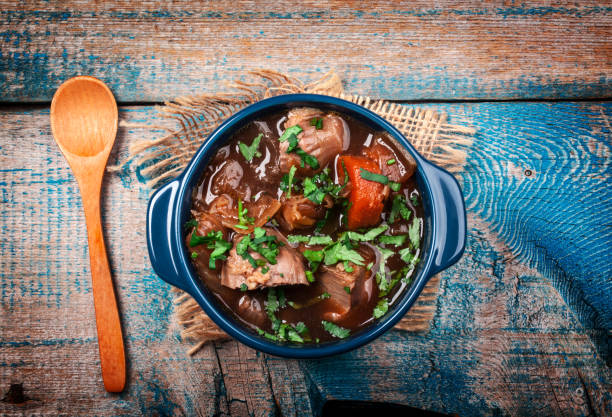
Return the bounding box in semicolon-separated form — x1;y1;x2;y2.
337;155;385;230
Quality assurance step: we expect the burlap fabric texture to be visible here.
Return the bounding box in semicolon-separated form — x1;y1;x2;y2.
121;70;475;355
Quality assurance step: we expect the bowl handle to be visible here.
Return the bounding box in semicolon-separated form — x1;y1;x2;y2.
422;162;467;276
146;179;189;291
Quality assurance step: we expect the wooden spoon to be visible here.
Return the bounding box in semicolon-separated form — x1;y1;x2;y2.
50;76;126;393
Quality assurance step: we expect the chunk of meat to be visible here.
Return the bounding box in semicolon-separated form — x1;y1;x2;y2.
221;229;308;290
279;108;345;176
211;159;250;199
236;294;267;328
208;194;281;234
337;155;386;230
186;211;230;272
319;261;372;322
362;141;416;183
278;194;333;231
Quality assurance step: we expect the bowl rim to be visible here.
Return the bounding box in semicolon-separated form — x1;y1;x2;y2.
166;94;444;358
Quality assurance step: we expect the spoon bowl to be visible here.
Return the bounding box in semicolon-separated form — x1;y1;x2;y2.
51;77;117;158
50;76;126;393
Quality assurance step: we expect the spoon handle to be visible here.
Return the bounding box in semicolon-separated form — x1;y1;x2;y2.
81;185;126;393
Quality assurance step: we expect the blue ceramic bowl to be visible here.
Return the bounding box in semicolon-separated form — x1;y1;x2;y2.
147;94;466;358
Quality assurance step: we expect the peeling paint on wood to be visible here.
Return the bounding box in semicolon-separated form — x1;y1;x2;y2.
0;1;610;102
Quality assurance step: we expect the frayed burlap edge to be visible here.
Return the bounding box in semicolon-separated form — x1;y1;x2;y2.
118;70;475;355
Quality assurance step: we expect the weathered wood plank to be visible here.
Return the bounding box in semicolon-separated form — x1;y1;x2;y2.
0;1;610;102
1;103;611;416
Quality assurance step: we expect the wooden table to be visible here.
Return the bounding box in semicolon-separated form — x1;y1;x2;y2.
1;2;610;416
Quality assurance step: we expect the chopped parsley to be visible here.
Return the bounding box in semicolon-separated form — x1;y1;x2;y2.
305;270;315;283
191;251;198;259
279;125;303;142
389;195;411;224
303;177;327;204
236;228;282;271
344;286;351;294
189;230;223;247
286;133;299;153
310;117;323;129
240;283;248;292
373;299;389;319
320;292;331;300
378;234;408;246
345;225;388;242
323;238;365;266
208;239;232;269
296;149;320;170
295;322;308;335
359;168;389;185
366;262;373;270
302;169;344;205
408;217;420;249
399;247;417;264
389;182;401;192
321;320;350;339
184;218;198;229
411;194;419;206
282;165;297;198
237;198;254;227
374;246;395;292
288;235;333;246
257;328;278;341
387;158;396;165
238;133;263;162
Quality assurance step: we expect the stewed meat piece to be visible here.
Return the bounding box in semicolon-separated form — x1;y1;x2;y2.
221;229;308;290
208;194;281;234
362;140;416;183
279;108;346;175
278;194;333;231
318;261;373;323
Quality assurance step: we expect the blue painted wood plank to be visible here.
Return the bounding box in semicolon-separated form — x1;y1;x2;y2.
0;1;610;102
1;103;611;416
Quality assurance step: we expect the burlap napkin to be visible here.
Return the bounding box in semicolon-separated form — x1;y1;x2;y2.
121;70;475;355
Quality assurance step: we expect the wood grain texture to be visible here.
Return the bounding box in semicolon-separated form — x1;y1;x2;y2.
1;103;610;416
0;0;610;102
50;76;125;393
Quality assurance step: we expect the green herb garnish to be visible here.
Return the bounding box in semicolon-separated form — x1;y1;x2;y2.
286;134;299;153
240;283;248;292
320;292;331;300
321;320;350;339
284;165;297;197
387;158;396;165
288;235;333;246
238;133;263;162
408;218;420;249
310;117;323;129
184;218;198;229
209;239;232;269
389;195;411;224
373;299;389;319
279;125;303;142
257;328;278;341
237;198;254;227
411;195;419;206
345;225;389;242
189;230;223;247
296;149;320;170
378;234;408;246
191;251;198;259
359;168;389;185
303;177;327;204
344;286;351;294
389;182;401;192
